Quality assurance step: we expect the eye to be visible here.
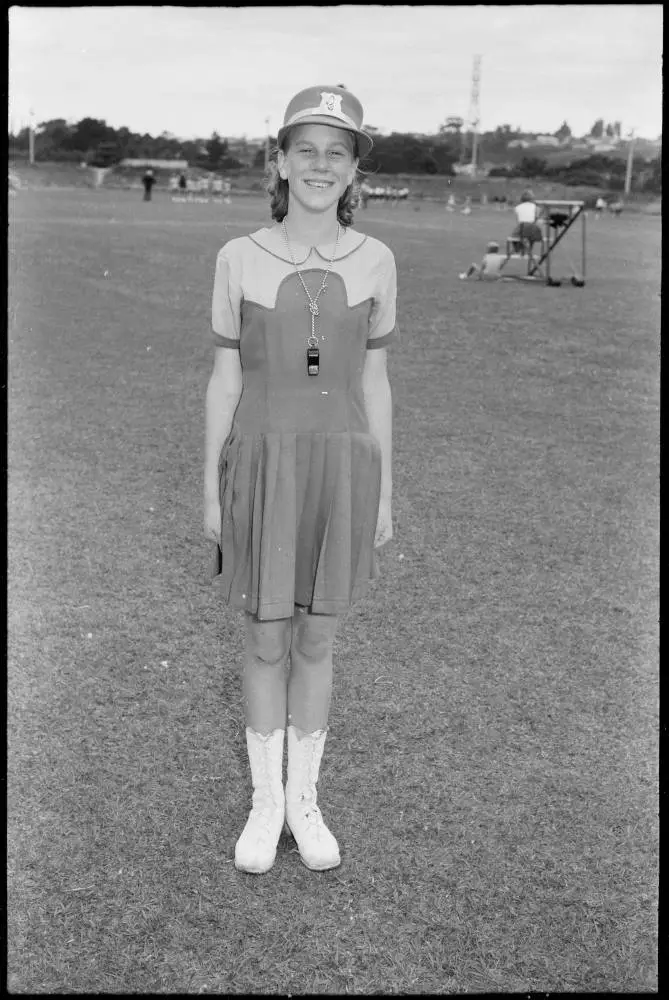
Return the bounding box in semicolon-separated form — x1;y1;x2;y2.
329;150;345;158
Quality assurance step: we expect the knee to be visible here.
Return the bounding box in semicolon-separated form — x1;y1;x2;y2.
246;618;291;669
292;613;337;663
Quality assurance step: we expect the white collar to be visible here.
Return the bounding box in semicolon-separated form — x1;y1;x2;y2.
248;224;367;264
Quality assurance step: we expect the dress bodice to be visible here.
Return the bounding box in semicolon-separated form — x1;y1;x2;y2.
233;270;373;434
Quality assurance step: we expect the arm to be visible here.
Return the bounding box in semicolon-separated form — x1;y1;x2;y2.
204;244;243;538
364;247;396;543
204;347;243;505
362;347;392;505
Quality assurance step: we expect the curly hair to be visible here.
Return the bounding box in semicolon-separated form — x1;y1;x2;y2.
265;130;361;226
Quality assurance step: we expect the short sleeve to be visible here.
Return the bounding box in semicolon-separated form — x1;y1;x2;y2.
366;248;398;349
211;245;242;348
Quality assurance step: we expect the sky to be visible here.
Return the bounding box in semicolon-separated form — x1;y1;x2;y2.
8;5;663;141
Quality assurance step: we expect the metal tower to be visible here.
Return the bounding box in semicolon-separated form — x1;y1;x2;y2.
467;55;482;169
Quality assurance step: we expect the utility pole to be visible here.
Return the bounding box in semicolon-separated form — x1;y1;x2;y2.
28;107;35;165
467;55;482;172
264;117;271;171
624;128;636;196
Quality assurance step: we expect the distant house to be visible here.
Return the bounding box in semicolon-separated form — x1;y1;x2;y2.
533;135;561;147
593;142;618;153
452;162;483;176
507;139;530;149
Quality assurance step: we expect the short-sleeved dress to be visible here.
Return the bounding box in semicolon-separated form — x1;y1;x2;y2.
211;224;397;621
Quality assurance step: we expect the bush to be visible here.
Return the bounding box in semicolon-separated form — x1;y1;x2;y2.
516;156;549;178
562;169;605;188
36;148;87;164
219;156;244;171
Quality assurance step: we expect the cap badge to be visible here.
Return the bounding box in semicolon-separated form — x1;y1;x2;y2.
319;92;343;115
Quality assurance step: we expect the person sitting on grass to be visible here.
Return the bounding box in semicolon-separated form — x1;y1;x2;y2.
459;240;507;281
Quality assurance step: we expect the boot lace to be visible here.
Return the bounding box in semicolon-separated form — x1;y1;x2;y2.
248;743;282;839
301;801;325;832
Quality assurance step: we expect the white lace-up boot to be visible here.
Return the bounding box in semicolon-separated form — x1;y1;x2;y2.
284;726;341;871
234;728;285;874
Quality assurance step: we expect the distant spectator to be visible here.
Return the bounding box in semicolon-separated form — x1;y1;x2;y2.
446;193;456;212
594;195;607;219
169;174;179;193
609;198;623;217
459;240;507;281
178;173;187;192
142;168;156;202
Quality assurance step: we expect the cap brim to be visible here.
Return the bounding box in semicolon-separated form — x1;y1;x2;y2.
277;117;373;159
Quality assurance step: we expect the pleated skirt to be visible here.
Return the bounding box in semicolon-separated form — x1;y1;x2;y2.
215;428;382;620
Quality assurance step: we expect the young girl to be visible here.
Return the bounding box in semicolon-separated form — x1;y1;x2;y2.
511;188;543;255
204;85;396;875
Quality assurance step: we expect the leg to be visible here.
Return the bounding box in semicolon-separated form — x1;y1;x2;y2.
526;240;535;269
284;607;341;870
287;607;338;733
243;614;292;733
235;613;292;874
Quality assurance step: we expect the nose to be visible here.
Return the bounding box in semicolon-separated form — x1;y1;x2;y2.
313;150;329;170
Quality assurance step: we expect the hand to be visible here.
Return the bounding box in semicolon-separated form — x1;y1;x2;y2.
204;497;221;545
374;496;393;548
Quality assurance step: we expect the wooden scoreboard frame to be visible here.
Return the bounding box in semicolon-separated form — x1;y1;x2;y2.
529;200;586;285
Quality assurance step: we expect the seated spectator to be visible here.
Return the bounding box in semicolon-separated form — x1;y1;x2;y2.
459;240;507;281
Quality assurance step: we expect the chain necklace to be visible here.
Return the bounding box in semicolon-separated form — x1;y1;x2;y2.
281;219;341;376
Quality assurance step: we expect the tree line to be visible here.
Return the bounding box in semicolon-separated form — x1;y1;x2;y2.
8;116;462;174
488;153;661;193
8;115;661;192
9;118;245;170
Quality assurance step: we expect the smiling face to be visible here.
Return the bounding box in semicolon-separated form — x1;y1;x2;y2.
277;123;358;217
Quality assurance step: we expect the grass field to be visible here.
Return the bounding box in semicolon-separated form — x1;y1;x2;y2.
8;188;660;993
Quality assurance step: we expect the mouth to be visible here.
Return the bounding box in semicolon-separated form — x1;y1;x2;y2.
304;179;335;189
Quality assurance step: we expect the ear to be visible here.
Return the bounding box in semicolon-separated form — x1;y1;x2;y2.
277;149;288;180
